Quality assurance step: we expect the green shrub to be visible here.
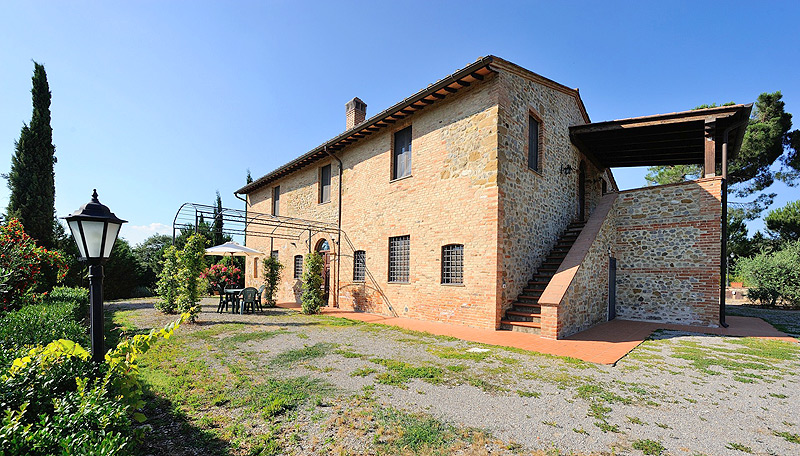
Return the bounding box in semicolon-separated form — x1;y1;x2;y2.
736;241;800;308
45;286;89;321
262;255;284;308
301;252;324;314
176;234;206;321
155;246;179;313
0;290;89;368
0;314;191;456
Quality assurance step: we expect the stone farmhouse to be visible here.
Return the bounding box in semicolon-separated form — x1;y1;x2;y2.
235;56;751;340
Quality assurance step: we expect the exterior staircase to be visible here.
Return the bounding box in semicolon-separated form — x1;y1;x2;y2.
500;221;586;334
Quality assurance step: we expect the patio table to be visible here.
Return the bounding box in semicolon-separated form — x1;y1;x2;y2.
224;288;244;314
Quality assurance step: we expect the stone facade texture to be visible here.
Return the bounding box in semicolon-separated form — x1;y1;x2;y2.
242;59;723;337
493;61;604;325
613;178;722;326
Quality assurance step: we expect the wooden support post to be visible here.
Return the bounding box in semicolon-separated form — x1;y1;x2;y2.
704;119;716;177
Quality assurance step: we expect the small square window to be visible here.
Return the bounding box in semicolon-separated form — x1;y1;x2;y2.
271;250;279;260
388;235;410;283
392;126;412;180
441;244;464;285
319;164;331;203
293;255;303;279
353;250;366;282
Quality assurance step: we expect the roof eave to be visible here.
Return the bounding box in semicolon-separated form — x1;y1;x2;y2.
236;56;498;195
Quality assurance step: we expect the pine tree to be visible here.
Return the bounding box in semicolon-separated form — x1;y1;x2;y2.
246;169;253;184
6;62;56;249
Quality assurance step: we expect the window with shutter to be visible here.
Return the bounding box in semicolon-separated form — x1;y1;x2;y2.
392;126;412;180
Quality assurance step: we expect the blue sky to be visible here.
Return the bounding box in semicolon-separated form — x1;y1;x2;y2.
1;1;798;245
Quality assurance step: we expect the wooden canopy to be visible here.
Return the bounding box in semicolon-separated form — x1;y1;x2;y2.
570;104;752;170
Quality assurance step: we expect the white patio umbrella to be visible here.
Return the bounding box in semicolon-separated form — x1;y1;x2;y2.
204;241;263;257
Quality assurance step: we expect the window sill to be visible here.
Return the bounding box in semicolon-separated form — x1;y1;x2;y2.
527;167;543;177
388;281;410;285
318;200;331;206
390;174;413;183
441;283;465;287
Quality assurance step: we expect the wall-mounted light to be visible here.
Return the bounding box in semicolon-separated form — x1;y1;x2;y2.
560;164;574;175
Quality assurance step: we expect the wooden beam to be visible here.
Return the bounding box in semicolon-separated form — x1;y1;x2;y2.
419;98;436;104
443;86;458;93
431;93;446;99
704;120;716;177
456;79;471;87
470;72;484;81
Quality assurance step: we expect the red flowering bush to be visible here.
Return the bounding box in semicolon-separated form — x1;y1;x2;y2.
0;218;68;310
200;263;242;290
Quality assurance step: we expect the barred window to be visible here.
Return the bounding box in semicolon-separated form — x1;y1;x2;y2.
441;244;464;285
353;250;366;282
294;255;303;279
388;235;410;283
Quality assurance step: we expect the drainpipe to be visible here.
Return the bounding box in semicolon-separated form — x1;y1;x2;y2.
324;145;343;308
719;119;748;328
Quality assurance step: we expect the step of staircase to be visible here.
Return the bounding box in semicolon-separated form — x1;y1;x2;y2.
499;320;541;334
501;221;586;333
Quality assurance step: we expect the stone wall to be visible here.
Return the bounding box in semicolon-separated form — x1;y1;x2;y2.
246;76;502;329
493;61;604;323
613;178;722;326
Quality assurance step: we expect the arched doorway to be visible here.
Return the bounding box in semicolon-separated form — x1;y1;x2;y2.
578;162;587;221
315;239;331;305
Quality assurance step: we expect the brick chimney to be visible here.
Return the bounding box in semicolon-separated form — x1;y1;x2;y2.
345;97;367;130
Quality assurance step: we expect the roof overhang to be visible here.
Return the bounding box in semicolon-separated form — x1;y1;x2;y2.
569;104;753;168
236;56;498;195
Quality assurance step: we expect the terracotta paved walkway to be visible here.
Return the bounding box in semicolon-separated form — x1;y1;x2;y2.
279;303;796;365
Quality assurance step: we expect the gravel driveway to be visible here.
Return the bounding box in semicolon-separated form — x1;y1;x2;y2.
114;298;800;456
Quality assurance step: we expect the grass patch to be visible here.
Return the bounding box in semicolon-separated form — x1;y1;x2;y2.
725;442;753;453
774;430;800;444
222;330;281;344
370;358;443;387
576;384;631;404
446;364;467;373
593;421;619;433
351;367;378;377
627;416;646;425
271;342;338;366
251;376;328;419
192;323;247;340
334;348;367;358
429;346;490;361
632;439;665;455
516;390;541;398
374;407;455;452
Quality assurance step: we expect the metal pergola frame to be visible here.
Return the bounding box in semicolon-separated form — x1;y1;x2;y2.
172;203;340;252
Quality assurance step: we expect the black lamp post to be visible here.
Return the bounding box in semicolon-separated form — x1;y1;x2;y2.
63;190;127;363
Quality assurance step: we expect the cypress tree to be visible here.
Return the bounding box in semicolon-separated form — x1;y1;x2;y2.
212;190;224;246
6;61;56;250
